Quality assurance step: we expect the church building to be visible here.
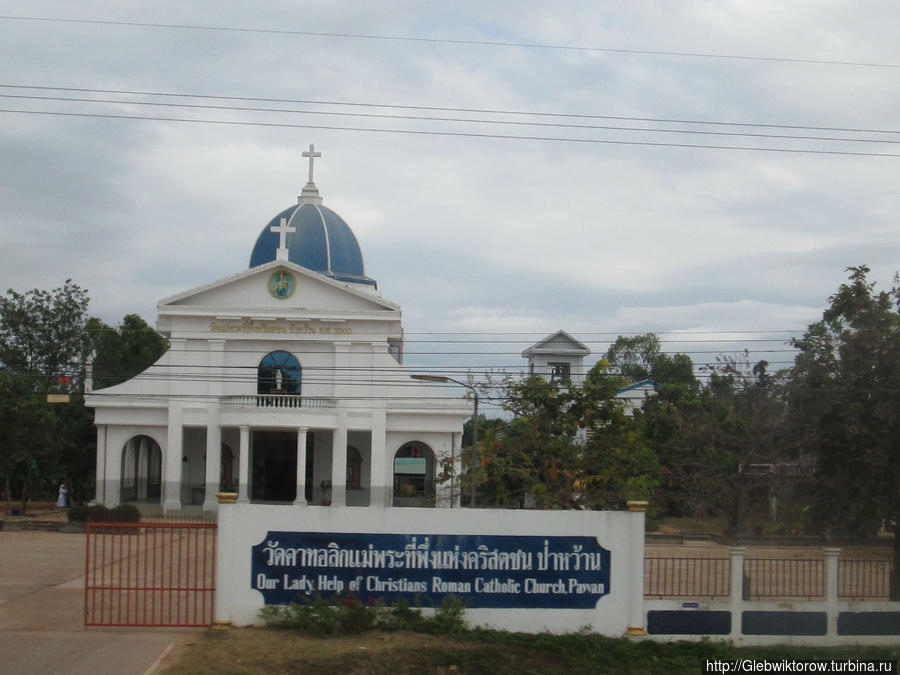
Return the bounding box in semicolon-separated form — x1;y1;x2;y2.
85;146;470;512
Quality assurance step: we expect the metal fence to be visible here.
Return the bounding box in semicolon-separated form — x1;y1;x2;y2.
743;558;824;599
838;559;892;599
646;555;894;600
84;521;217;627
644;557;731;597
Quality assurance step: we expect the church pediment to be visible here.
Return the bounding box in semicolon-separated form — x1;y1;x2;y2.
158;260;399;317
522;330;591;357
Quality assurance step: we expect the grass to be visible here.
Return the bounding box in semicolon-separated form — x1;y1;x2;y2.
161;627;899;675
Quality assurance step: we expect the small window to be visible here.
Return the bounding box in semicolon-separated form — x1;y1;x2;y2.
549;362;571;382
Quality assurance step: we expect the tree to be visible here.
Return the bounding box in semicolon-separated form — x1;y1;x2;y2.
605;333;661;382
0;372;54;513
480;363;659;510
0;280;92;513
578;364;660;508
479;375;583;508
649;353;699;400
787;266;900;597
0;279;91;386
641;354;795;532
606;333;700;398
87;314;168;389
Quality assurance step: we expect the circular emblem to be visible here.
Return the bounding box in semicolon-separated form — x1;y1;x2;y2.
268;271;295;299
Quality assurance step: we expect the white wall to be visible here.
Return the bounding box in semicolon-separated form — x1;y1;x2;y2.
216;504;645;635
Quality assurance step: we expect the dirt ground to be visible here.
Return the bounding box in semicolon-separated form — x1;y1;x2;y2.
0;529;197;675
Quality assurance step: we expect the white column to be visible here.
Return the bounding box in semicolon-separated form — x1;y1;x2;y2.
331;415;348;507
94;425;107;504
105;430;123;507
203;405;222;511
293;426;309;505
625;501;648;637
163;401;184;512
370;409;388;506
237;425;250;503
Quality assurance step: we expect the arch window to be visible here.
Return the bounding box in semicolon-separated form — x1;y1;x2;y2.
258;351;301;395
393;441;435;506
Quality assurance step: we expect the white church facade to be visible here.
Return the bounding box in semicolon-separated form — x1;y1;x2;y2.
85;147;470;512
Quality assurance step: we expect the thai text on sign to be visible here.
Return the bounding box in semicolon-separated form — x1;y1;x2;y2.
251;532;611;609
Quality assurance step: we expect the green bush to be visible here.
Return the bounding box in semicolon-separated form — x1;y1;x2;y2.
422;594;468;634
260;594;466;637
261;594;342;636
109;504;141;522
335;595;375;634
66;504;142;523
67;505;88;522
373;598;425;632
87;505;110;521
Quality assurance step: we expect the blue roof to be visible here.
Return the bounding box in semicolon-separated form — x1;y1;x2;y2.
617;379;659;394
249;202;375;285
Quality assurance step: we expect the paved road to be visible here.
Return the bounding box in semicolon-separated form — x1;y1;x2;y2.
0;530;196;675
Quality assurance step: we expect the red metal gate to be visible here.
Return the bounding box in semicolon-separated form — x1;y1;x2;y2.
85;521;217;626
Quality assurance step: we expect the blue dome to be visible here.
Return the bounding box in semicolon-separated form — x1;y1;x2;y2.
249;202;375;285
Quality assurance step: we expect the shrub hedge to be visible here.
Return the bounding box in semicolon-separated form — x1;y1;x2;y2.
67;503;142;523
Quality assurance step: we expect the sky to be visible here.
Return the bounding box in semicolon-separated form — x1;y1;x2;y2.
1;1;898;400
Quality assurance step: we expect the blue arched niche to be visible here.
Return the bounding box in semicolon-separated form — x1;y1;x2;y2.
257;350;302;395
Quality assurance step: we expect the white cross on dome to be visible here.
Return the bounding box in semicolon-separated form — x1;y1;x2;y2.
302;144;321;184
270;217;295;261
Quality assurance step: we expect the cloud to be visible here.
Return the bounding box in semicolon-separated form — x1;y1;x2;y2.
0;2;898;357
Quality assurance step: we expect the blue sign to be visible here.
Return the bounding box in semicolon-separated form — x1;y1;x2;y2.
251;532;610;609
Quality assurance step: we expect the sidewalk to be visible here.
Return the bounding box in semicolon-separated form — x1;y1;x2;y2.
0;529;197;675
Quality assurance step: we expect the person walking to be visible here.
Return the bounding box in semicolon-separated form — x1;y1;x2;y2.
56;482;69;508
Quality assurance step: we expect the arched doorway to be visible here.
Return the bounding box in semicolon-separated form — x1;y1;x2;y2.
121;435;162;503
392;441;435;507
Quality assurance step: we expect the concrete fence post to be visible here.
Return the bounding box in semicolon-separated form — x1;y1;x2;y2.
728;546;747;638
729;546;747;601
214;493;237;628
824;547;841;637
625;500;648;637
824;547;840;602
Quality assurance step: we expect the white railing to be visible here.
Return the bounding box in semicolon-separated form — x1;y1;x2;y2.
220;394;335;410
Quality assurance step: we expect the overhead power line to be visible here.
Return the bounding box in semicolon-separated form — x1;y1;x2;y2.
85;326;808;336
3;84;898;135
3;108;899;157
2;15;898;69
3;92;898;145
